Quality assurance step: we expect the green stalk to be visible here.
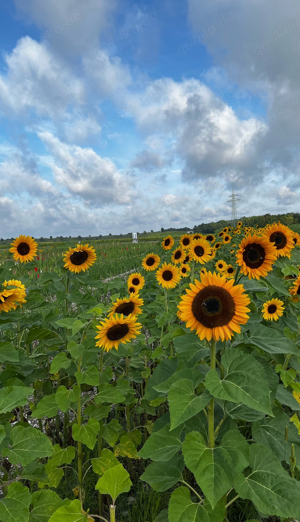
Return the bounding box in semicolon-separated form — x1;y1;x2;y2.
164;288;173;356
110;505;116;522
77;355;83;505
208;340;216;448
98;350;104;516
191;261;195;283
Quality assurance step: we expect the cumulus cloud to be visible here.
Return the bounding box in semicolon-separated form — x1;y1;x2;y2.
83;49;131;98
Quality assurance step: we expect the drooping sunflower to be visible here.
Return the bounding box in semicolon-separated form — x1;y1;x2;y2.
225;264;235;278
10;235;38;263
180;264;191;278
265;223;295;258
108;295;143;318
189;238;211;264
214;242;222;250
161;235;174;251
215;260;227;272
178;271;250;341
95;314;142;351
180;234;192;248
262;298;284;321
142;253;160;271
127;273;145;292
156;263;181;289
236;234;277;280
0;279;26;313
223;234;232;244
172;247;185;264
289;274;300;302
205;234;215;243
64;244;96;273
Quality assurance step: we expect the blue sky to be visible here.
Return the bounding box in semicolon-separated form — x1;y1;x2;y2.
0;0;299;238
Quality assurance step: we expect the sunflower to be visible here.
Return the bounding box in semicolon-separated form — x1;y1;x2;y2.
178;271;250;341
0;279;26;313
64;244;96;273
215;260;227;272
180;264;191;278
200;267;207;276
193;234;203;240
236;234;277;280
289;274;300;302
218;232;224;238
237;221;242;227
128;286;138;295
265;223;295;258
189;238;211;264
161;235;174;251
10;235;38;263
172;247;185;264
208;248;216;261
223;227;228;233
142;253;160;271
183;254;191;264
292;232;300;246
225;264;235;278
108;295;143;318
95;314;142;351
156;263;181;289
223;234;232;244
262;298;284;321
214;242;222;250
230;249;235;254
205;234;215;243
180;234;192;248
293;391;300;405
127;273;145;292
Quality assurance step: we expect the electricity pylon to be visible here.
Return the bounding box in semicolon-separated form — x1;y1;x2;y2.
227;186;240;227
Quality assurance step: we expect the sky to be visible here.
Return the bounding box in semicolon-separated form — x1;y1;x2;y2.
0;0;299;238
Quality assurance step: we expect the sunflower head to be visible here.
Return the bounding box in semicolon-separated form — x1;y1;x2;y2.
180;234;192;248
10;235;38;263
189;238;212;264
128;286;138;295
262;298;284;321
64;244;96;273
200;267;207;276
225;264;235;278
161;235;174;251
95;314;142;351
178;271;250;341
218;232;224;237
205;234;215;243
193;234;203;240
214;242;222;250
236;234;277;280
223;234;232;244
237;221;242;227
183;254;191;264
142;253;160;271
266;223;295;258
0;279;26;313
172;247;185;264
180;264;191;278
108;295;143;318
156;262;181;289
127;272;145;291
215;260;227;272
289;274;300;302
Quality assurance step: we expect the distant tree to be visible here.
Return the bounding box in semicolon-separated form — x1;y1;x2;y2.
109;233;112;236
50;236;52;239
161;227;164;232
151;229;154;233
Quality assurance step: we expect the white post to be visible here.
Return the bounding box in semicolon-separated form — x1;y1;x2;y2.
132;232;138;244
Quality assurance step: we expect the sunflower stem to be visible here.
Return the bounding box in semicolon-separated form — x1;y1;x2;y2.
77;355;83;506
283;353;292;370
98;349;104;516
110;505;116;522
233;266;240;285
208;339;216;448
191;261;195;283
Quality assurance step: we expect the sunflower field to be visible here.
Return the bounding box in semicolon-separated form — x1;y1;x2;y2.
1;223;300;522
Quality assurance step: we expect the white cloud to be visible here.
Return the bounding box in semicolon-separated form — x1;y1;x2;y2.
83;50;131;98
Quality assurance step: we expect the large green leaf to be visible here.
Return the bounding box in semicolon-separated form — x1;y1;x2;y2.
101;419;121;446
234;444;300;518
0;483;31;522
138;424;182;462
75;365;99;386
72;418;99;450
182;430;249;509
92;449;119;475
48;500;88;522
47;444;76;469
0;386;32;414
21;462;48;482
2;426;52;465
205;349;272;415
0;342;19;363
249;324;300;355
173;333;209;368
140;454;185;492
50;353;71;374
94;384;125;404
29;491;67;522
96;463;132;502
55;385;80;412
144;358;178;401
31;395;58;419
168;379;211;430
265;275;291;296
154;368;206;394
276;385;300;411
168;487;209;522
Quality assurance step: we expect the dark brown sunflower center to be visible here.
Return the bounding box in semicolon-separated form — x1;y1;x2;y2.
132;278;140;285
194;246;204;257
146;257;155;266
182;267;187;273
267;304;277;314
164;239;170;246
107;323;129;341
227;267;234;274
192;285;236;328
182;238;190;246
17;242;30;256
243;243;266;269
70;250;89;266
297;285;300;295
115;302;135;315
219;232;224;237
174;250;182;260
293;237;297;244
162;270;173;281
129;287;135;293
270;231;287;250
206;235;214;242
218;264;223;269
215;243;221;249
184;255;190;263
224;236;229;242
193;235;201;240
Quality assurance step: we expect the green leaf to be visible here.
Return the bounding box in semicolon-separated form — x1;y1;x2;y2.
101;419;121;447
144;358;178;401
205;349;272;415
140;454;185;492
138;424;182;461
0;483;31;522
114;434;138;459
234;444;300;518
29;490;67;522
276;385;300;411
55;386;80;412
50;353;71;374
94;384;125;404
31;395;58;419
75;365;99;386
265;275;291;296
48;500;88;522
174;333;209;368
95;463;132;502
154;511;168;522
21;462;48;482
182;430;249;509
92;449;119;475
72;418;99;450
168;379;211;430
3;425;52;465
55;318;85;335
169;486;209;522
0;342;19;363
0;386;32;414
249;324;300;355
47;444;76;469
67;342;85;360
154;368;206;394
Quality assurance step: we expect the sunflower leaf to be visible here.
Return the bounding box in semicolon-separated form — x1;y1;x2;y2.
168;379;212;430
